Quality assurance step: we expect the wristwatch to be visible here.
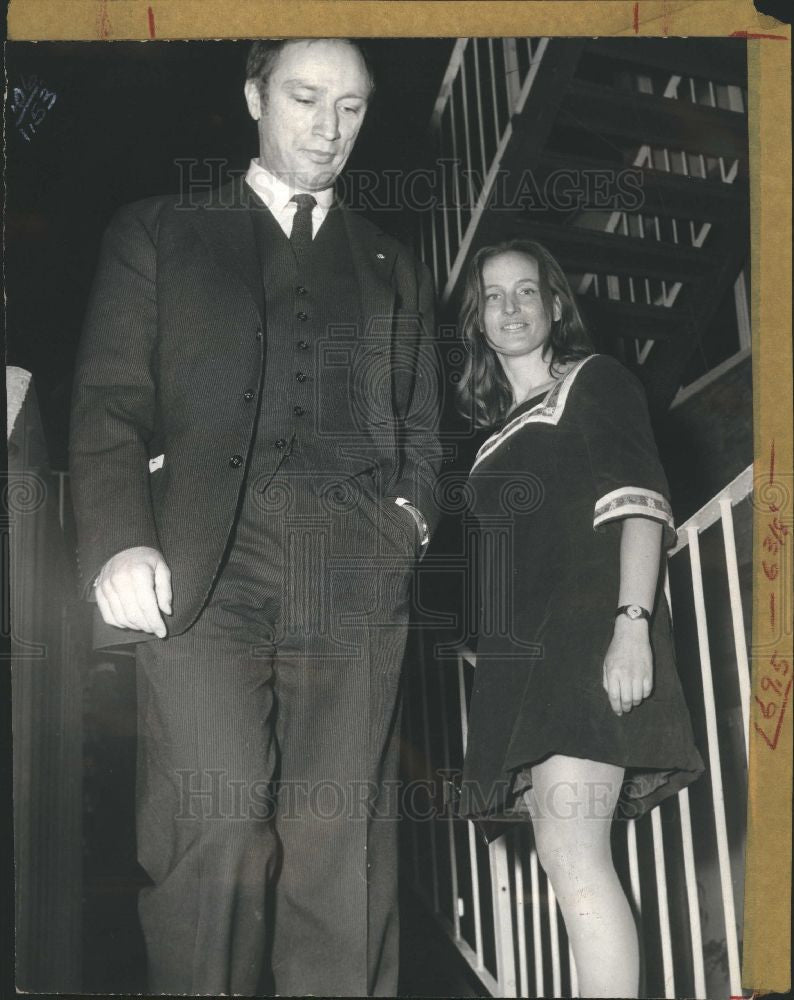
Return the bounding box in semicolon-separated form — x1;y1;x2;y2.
615;604;651;622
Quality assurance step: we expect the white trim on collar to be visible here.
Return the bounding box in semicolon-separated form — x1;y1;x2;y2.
471;355;597;471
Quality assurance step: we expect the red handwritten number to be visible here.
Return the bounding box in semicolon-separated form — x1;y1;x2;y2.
762;676;783;696
762;560;778;580
147;6;156;38
771;652;790;676
755;696;777;719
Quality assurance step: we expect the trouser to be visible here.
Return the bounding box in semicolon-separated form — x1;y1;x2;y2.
135;472;416;996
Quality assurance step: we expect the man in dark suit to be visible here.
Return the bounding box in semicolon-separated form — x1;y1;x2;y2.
69;38;441;997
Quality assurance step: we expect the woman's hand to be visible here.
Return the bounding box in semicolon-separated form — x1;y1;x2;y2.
602;617;654;716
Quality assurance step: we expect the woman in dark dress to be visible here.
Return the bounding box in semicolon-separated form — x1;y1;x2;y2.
457;239;704;998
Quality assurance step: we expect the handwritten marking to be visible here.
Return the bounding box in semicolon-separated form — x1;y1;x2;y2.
633;2;639;33
755;439;791;750
728;31;788;40
11;75;58;142
147;6;156;38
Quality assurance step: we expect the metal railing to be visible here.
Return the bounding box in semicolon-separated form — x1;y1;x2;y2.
405;465;752;997
420;37;549;304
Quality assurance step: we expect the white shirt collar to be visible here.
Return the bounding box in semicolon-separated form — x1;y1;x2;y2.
245;159;334;240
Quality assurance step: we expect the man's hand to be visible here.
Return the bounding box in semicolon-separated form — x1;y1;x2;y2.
602;617;653;716
94;546;172;639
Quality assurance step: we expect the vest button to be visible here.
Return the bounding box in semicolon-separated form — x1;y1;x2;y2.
229;454;243;468
297;340;309;351
296;311;308;322
293;405;305;416
275;438;287;450
255;327;262;339
295;285;308;296
243;390;254;401
296;372;307;383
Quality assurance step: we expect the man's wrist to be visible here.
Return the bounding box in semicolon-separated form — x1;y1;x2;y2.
393;497;430;553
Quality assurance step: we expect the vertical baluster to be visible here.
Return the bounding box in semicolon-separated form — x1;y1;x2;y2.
447;79;464;247
490;836;518;996
459;51;477;215
472;39;489;180
439;108;452;287
502;37;521;112
513;830;529;997
678;787;708;997
546;879;562;996
487;39;501;149
686;527;743;996
733;269;752;349
429;179;441;294
529;848;544;997
719;499;751;759
665;569;708;998
469;822;485;970
650;807;676;997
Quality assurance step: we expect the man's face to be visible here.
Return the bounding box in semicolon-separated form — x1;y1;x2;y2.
244;39;371;192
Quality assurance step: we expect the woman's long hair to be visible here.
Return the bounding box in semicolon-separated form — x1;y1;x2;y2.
457;239;592;428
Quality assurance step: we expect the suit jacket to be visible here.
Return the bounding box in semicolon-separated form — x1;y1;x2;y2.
69;177;442;646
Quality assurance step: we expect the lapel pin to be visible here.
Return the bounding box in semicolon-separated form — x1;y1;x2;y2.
376;252;385;260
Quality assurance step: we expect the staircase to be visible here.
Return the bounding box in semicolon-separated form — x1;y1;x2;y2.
418;37;750;414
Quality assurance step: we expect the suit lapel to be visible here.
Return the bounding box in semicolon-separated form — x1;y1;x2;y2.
342;207;397;336
190;177;265;323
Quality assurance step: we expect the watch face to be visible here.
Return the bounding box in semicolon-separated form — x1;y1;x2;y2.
626;605;642;619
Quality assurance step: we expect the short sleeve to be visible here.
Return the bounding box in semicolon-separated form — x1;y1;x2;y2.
570;355;676;548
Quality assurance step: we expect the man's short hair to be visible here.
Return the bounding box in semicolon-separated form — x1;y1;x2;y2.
246;38;376;105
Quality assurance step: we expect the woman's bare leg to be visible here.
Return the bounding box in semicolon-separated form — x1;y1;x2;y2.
526;754;639;998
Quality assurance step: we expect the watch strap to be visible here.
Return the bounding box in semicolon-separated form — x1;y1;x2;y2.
615;604;652;622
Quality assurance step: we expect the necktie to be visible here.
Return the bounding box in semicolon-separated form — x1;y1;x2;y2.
289;194;317;260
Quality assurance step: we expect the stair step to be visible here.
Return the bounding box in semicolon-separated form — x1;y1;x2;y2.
577;297;692;343
492;217;710;284
584;38;747;87
535;151;748;222
559;79;748;163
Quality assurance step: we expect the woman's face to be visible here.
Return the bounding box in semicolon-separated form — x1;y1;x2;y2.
480;251;560;360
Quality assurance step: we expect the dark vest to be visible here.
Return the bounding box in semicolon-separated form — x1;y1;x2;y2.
248;203;366;492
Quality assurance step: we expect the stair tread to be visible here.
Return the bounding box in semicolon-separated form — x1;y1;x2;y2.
535;150;748;221
495;217;713;283
584;38;748;87
560;79;749;162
